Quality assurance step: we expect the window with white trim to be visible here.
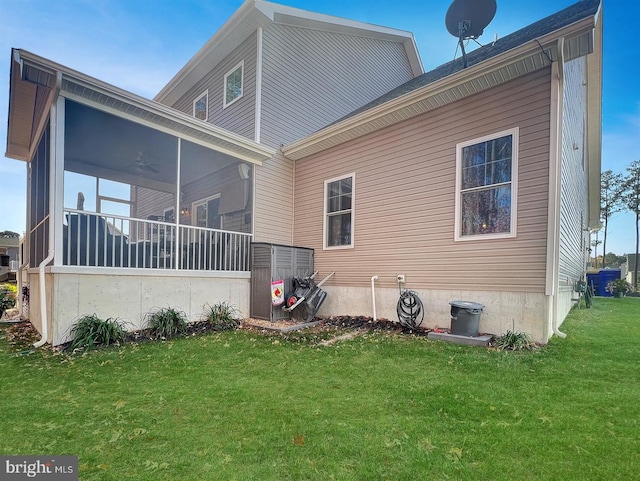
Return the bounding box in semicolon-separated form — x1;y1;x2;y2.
193;194;221;229
223;61;244;108
193;91;208;120
455;128;518;240
324;173;354;249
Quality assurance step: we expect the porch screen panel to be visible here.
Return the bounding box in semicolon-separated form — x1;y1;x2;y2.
29;125;51;266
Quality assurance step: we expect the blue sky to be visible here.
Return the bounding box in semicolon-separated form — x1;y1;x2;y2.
1;0;638;255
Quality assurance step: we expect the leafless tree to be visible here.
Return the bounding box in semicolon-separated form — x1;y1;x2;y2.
621;161;640;289
600;170;624;268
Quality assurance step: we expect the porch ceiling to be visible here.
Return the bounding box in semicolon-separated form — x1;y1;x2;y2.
64;100;240;192
6;49;275;166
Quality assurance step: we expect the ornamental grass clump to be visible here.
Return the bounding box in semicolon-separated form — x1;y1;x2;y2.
146;307;188;339
67;314;128;351
493;329;537;351
204;302;240;331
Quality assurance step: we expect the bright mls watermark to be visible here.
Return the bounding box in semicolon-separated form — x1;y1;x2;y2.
1;456;78;480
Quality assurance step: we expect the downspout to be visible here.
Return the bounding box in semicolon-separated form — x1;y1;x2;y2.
34;74;63;348
370;275;379;321
548;37;567;339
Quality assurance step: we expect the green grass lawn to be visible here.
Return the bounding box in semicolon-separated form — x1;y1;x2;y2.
1;298;639;480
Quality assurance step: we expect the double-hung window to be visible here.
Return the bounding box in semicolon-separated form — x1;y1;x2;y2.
193;194;221;230
223;61;244;108
324;173;354;249
455;128;518;240
193;91;208;120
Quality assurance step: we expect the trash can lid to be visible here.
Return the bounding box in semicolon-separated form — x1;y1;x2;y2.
449;300;485;310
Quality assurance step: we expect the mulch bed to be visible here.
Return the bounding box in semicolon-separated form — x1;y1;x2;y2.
1;315;432;355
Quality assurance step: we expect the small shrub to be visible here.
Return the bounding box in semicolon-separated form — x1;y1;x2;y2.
606;279;631;295
1;282;18;296
68;315;128;351
0;287;17;311
494;330;536;351
146;307;188;338
204;302;240;331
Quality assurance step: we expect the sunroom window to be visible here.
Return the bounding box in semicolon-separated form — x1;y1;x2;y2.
455;128;518;240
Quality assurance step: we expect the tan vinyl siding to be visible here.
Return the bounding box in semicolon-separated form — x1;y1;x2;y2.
254;150;294;244
559;57;589;285
260;24;414;147
171;33;257;140
293;68;552;293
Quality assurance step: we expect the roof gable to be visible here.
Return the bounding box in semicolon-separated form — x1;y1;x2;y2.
155;0;423;106
283;0;602;161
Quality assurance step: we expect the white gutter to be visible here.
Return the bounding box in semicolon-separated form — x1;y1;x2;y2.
546;37;567;340
34;75;63;348
370;275;379;321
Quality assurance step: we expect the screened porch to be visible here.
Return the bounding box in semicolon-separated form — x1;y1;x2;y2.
49;99;255;272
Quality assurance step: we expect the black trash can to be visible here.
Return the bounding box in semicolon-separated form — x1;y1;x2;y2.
449;301;485;337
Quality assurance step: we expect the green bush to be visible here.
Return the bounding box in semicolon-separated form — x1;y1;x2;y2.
67;314;128;351
146;307;188;338
0;286;17;311
493;330;537;351
203;302;240;331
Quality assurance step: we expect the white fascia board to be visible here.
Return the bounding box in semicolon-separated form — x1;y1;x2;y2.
586;5;603;229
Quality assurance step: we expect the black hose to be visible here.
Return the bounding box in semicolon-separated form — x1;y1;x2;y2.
396;289;424;329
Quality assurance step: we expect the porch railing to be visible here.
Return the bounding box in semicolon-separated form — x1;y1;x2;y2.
62;209;251;271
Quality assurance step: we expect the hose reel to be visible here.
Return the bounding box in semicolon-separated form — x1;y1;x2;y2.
396;289;424;329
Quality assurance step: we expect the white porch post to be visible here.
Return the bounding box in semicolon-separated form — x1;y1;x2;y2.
175;138;182;269
52;95;66;267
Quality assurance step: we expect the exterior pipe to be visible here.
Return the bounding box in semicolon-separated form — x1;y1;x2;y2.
33;250;54;348
370;275;379;321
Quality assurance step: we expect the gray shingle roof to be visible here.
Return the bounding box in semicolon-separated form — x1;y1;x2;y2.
336;0;600;124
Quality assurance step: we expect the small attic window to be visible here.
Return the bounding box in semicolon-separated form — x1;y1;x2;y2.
224;61;244;108
193;91;208;120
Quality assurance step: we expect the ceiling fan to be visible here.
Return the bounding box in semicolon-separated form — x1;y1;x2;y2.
128;151;160;175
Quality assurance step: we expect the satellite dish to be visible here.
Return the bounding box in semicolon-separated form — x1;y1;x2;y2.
445;0;497;67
